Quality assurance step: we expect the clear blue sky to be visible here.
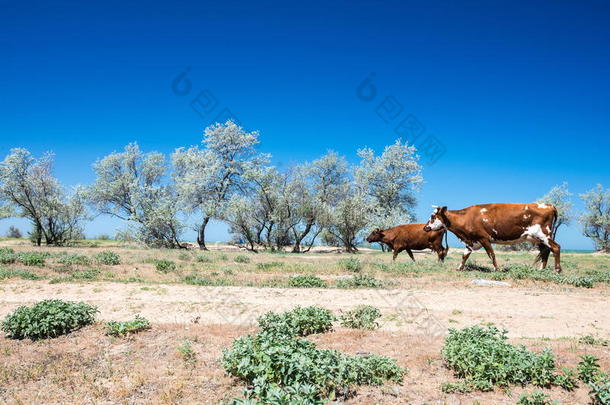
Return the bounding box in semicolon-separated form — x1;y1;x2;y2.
1;0;609;249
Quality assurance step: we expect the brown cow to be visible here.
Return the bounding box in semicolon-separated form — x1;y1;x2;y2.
366;224;448;262
423;203;561;272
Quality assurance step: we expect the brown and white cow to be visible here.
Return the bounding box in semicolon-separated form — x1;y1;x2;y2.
423;203;561;272
366;224;448;262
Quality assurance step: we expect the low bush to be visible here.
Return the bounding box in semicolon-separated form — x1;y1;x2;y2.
517;391;557;405
222;331;405;403
589;374;610;405
17;252;47;266
105;315;151;337
56;252;90;266
195;254;213;263
578;355;602;384
339;305;382;330
256;261;284;270
1;299;97;340
72;268;101;280
182;274;231;286
257;306;335;337
0;247;16;264
338;257;362;272
579;335;610;347
95;251;121;266
0;268;42;280
288;274;326;288
155;259;177;273
335;274;384;289
440;381;473;393
441;325;576;391
234;255;251;264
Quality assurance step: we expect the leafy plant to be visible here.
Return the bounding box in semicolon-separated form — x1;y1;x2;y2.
578;355;601;383
95;251;121;265
441;325;572;391
17;251;47;266
178;339;197;365
339;305;382;330
0;268;42;280
579;335;610;346
72;268;101;280
338;257;362;272
155;259;177;273
589;374;610;405
0;247;16;264
1;299;97;340
222;331;405;403
256;261;284;270
105;315;151;337
195;254;213;263
258;306;335;337
234;255;251;263
288;274;326;288
440;381;473;393
335;274;384;289
56;252;90;266
517;391;557;405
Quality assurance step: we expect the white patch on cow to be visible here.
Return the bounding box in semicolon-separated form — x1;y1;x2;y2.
546;226;551;233
427;217;444;231
537;203;550;209
480;208;488;213
523;214;531;220
462;248;471;255
492;228;498;234
482;218;489;222
524;205;529;210
521;224;550;247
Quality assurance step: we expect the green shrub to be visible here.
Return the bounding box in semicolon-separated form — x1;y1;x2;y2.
256;261;284;270
0;268;42;280
440;381;473;393
589;374;610;405
578;355;602;383
335;274;384;289
234;255;251;264
0;247;16;264
338;257;362;272
105;315;151;337
288;274;326;288
517;391;557;405
339;305;382;330
177;252;191;261
95;251;121;265
441;325;571;390
178;339;197;365
71;268;101;280
155;259;177;273
257;306;335;337
56;253;90;266
1;299;97;340
182;274;231;286
195;254;213;263
222;331;405;403
579;335;610;347
17;252;46;266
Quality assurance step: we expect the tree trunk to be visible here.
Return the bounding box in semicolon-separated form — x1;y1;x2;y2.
197;216;210;250
292;221;314;253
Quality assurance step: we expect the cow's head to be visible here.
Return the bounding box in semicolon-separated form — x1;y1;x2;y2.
423;206;448;232
366;228;385;243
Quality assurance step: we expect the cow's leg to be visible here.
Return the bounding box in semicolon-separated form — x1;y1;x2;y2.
405;248;415;262
479;239;499;271
392;247;404;261
457;246;473;271
535;243;551;270
548;239;562;273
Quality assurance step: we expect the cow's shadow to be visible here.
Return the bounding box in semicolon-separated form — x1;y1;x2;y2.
462;262;496;273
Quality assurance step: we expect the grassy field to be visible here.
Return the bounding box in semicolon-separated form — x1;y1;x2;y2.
0;238;609;404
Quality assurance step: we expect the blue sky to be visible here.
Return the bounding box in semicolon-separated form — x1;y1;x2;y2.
1;0;609;249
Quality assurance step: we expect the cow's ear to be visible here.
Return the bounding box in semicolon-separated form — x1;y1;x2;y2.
440;206;448;214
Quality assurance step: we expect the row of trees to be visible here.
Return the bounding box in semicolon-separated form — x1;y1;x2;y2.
0;121;423;252
0;121;609;252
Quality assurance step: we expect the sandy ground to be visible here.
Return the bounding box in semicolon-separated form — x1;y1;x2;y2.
1;280;608;339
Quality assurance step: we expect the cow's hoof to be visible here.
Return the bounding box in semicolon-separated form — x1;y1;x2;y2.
555;268;563;274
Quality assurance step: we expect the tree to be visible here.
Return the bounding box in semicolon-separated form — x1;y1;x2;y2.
580;184;610;252
172;121;268;250
223;195;259;251
6;226;22;239
538;182;573;239
325;188;373;253
0;148;88;246
88;143;185;248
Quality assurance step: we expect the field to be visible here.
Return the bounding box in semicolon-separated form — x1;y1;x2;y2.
0;239;609;404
